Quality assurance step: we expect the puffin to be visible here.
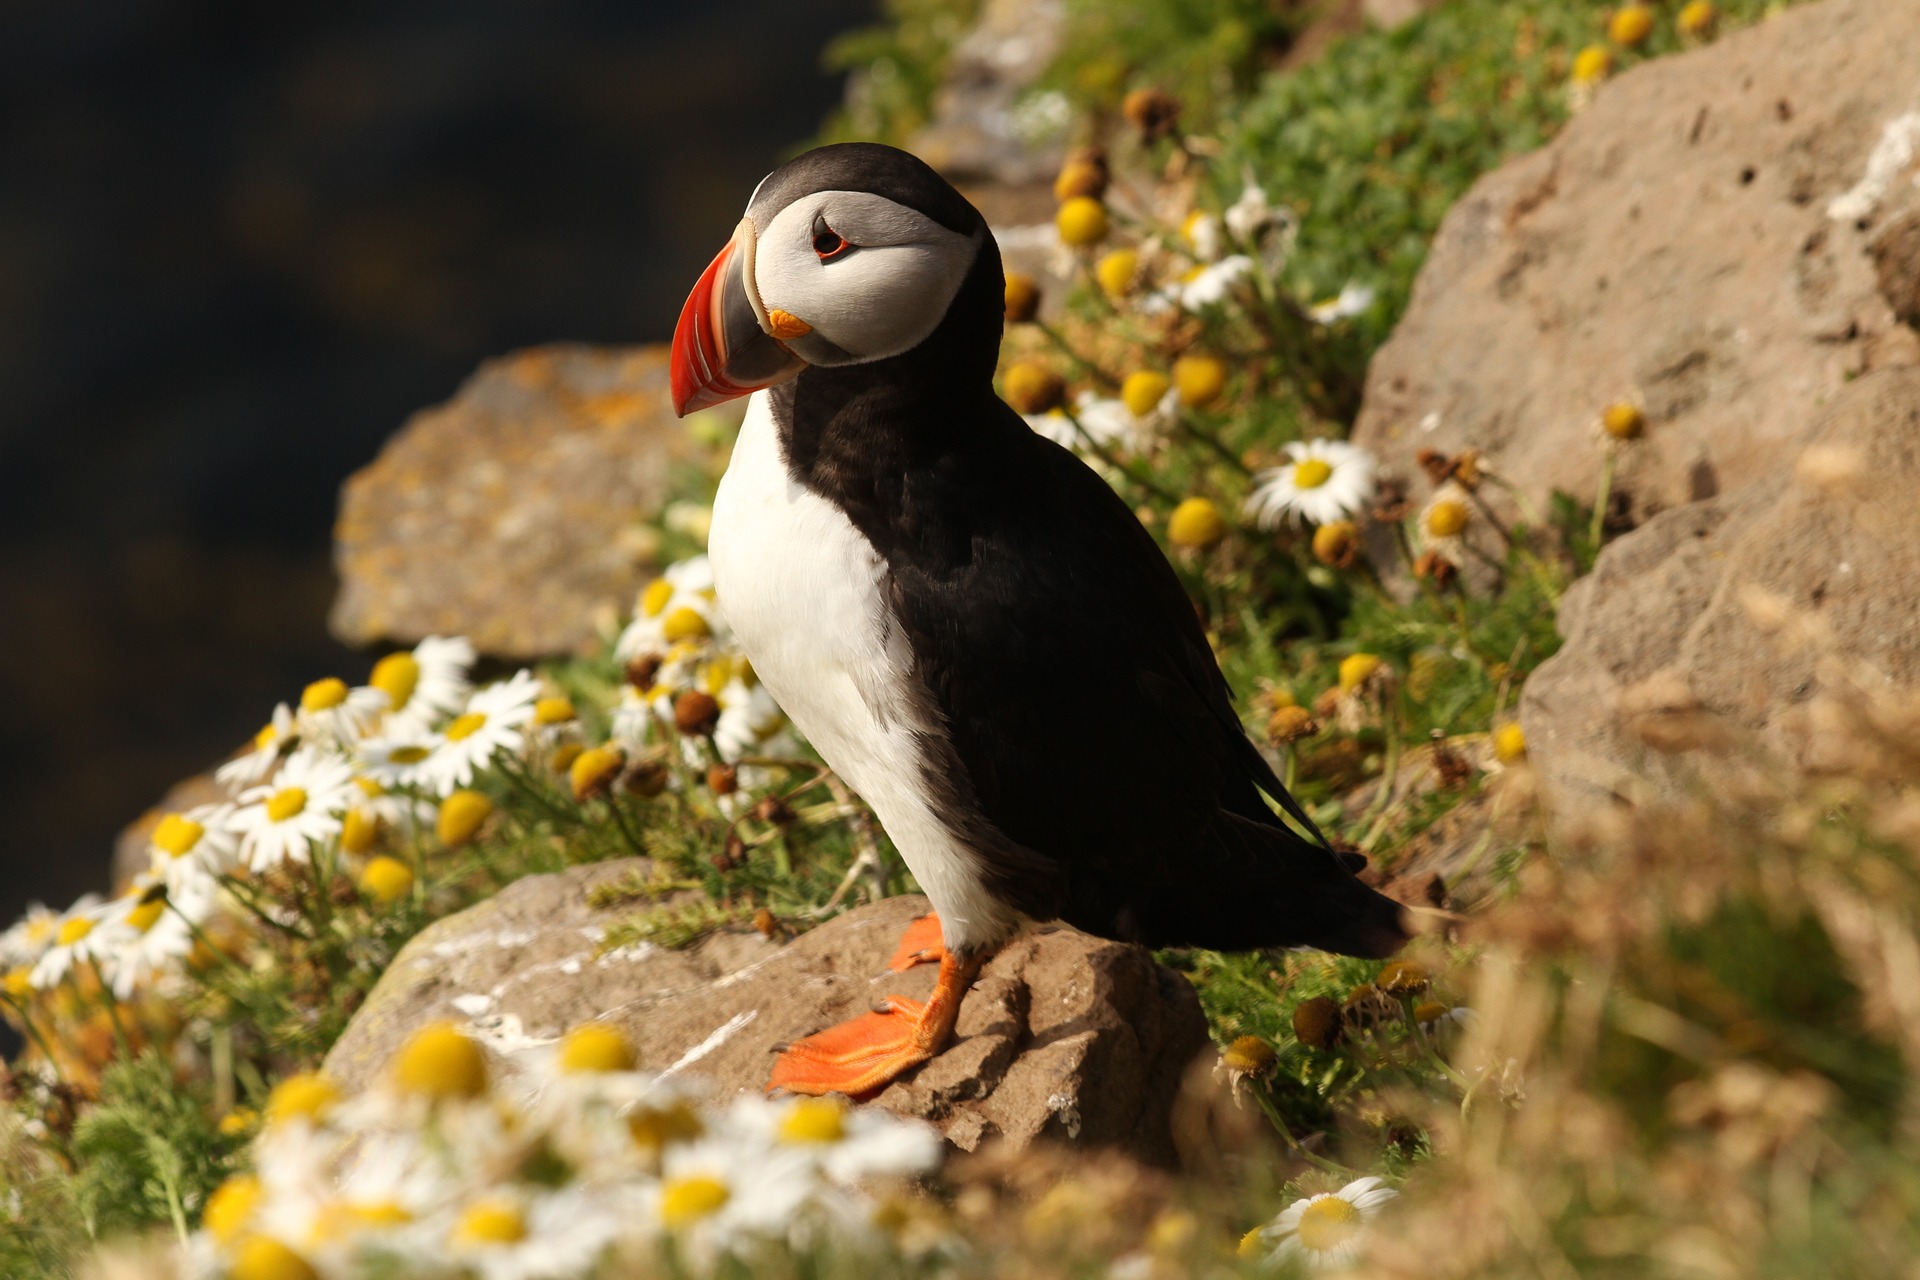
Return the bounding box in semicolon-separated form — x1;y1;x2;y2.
670;142;1409;1097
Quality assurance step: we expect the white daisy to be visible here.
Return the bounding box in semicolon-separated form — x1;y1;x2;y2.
1252;1176;1398;1270
1224;179;1275;246
615;557;727;662
28;894;110;990
730;1095;943;1187
356;732;441;792
147;802;240;892
1308;282;1376;325
295;676;390;748
1181;209;1223;263
375;636;477;738
419;670;542;796
713;678;786;763
1140;255;1255;315
96;873;216;1000
231;746;358;871
216;702;296;793
425;1186;632;1280
1245;440;1378;528
0;902;63;969
646;1136;817;1264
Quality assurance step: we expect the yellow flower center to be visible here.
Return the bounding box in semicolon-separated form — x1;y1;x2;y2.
267;1072;339;1126
152;814;205;857
1296;1195;1362;1255
1338;653;1383;693
1426;499;1470;538
628;1103;705;1152
230;1236;317;1280
370;653;421;710
661;606;712;643
534;696;576;725
57;917;93;947
265;787;308;823
1166;497;1228;551
1055;196;1109;248
4;967;34;999
358;855;414;905
1221;1035;1276;1076
660;1175;731;1227
1121;370;1171;418
204;1175;264;1243
126;899;166;933
444;712;487;742
453;1200;526;1246
341;807;379;855
217;1107;258;1136
300;678;350;713
253;723;279;752
1494;721;1528;764
393;1021;489;1098
1292;458;1333;490
1237;1227;1267;1258
557;1023;637;1073
569;746;624;801
1172;354;1227;408
318;1199;413;1240
388;745;430;765
641;578;675;618
779;1097;847;1145
438;790;493;847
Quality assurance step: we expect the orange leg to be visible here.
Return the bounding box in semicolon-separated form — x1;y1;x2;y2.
769;941;983;1098
888;912;946;972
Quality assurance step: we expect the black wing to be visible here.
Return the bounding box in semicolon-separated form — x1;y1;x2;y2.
882;406;1404;956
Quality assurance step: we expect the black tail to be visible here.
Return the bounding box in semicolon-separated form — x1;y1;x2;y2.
1062;810;1411;956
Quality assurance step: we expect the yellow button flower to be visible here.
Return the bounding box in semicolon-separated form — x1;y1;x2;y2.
1166;497;1227;550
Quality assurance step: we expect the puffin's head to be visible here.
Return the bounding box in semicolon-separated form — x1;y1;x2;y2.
670;143;989;416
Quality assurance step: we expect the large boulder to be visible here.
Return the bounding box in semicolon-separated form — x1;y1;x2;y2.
329;344;705;659
324;861;1211;1168
1521;366;1920;816
1353;0;1920;543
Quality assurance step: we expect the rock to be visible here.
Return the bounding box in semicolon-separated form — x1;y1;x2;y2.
324;861;1211;1167
329;344;707;659
1520;366;1920;818
1353;0;1920;550
909;0;1067;193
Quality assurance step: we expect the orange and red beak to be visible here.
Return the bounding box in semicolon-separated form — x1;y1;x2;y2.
670;219;806;417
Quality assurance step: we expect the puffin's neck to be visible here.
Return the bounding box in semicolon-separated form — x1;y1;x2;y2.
770;242;1012;536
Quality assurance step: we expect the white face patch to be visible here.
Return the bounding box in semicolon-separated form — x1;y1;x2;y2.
750;191;979;365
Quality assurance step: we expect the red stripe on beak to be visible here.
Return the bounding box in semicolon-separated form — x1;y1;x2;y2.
669;224;807;418
670;239;744;417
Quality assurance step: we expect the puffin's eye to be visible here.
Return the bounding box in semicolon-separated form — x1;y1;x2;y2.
812;224;850;260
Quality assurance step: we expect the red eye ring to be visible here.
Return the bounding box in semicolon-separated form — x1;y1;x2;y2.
813;227;849;259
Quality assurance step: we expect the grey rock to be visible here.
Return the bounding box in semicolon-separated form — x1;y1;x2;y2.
1522;366;1920;818
329;344;706;659
324;862;1211;1167
1353;0;1920;553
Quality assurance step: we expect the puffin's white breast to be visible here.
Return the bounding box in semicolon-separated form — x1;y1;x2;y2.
708;392;1016;950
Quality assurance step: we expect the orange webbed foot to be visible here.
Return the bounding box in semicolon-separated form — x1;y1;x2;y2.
770;921;981;1098
888;912;946;972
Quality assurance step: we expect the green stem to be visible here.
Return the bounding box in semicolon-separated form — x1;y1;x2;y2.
1588;443;1618;558
1250;1081;1360;1178
1178;414;1254;478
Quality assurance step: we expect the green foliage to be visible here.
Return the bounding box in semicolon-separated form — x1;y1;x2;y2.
1221;0;1796;341
817;0;982;147
1044;0;1310;126
69;1051;239;1243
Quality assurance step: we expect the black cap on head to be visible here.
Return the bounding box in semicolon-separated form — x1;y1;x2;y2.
746;142;982;237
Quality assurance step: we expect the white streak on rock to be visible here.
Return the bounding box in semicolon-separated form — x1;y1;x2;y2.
661;1010;757;1077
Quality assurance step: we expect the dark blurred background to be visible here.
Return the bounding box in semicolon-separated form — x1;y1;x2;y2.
0;0;873;931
